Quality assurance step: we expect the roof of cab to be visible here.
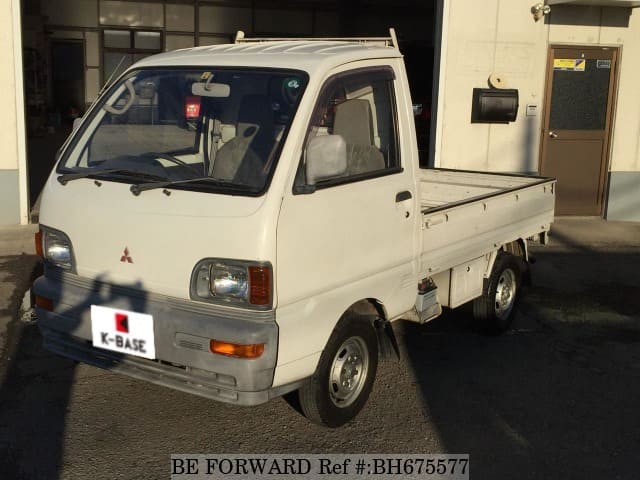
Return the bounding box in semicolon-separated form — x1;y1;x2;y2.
134;41;402;74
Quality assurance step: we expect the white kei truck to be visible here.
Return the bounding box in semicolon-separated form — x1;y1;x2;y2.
33;30;555;427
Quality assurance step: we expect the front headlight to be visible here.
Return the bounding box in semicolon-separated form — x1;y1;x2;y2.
41;227;76;272
191;259;272;309
211;264;249;298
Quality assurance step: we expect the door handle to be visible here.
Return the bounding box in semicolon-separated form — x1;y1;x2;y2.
396;191;412;202
549;131;558;139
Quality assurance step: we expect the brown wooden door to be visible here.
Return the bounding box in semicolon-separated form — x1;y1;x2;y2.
540;46;618;216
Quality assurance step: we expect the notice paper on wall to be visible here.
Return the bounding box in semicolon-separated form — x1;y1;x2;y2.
553;59;586;72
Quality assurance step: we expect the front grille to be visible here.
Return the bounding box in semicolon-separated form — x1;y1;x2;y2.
178;339;205;351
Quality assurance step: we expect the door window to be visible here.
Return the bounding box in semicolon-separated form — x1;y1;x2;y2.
296;68;400;190
549;57;611;130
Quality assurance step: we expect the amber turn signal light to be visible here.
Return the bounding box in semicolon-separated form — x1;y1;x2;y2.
210;339;264;359
35;295;53;311
35;231;43;258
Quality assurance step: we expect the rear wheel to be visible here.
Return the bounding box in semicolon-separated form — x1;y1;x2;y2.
472;252;524;334
298;314;378;427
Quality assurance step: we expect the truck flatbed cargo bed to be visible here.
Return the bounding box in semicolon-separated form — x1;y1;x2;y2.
418;168;556;278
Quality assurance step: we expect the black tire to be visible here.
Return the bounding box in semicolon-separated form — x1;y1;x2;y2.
472;251;524;334
297;314;379;428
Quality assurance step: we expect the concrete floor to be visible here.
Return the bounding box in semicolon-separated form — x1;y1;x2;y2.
0;218;638;479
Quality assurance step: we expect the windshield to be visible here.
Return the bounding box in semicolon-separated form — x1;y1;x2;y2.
59;68;307;195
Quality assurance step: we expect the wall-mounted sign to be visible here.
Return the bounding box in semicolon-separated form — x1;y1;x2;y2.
553;59;585;72
597;60;612;69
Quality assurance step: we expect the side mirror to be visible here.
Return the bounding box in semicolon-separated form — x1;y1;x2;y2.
72;117;82;132
306;135;347;186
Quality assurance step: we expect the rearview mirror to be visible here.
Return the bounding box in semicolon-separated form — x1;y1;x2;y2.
192;82;231;98
306;135;347;185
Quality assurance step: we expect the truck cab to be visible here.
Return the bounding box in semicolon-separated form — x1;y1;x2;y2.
33;30;555;427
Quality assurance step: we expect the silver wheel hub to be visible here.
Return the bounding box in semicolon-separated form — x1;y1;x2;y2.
329;336;369;408
495;268;517;320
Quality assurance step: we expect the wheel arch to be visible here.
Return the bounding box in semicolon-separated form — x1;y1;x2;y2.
345;298;388;320
503;238;528;261
343;298;398;360
273;288;401;388
484;238;529;278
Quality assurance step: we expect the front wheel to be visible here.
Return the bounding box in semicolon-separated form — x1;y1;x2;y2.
472;252;524;334
297;314;378;427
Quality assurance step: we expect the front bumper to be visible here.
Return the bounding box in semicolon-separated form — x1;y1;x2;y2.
33;270;296;406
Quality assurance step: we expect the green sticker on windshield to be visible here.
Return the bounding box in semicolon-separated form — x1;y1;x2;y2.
283;77;302;103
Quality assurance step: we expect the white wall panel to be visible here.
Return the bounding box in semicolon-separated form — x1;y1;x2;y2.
0;0;19;170
438;0;499;171
85;67;100;103
600;8;640;171
166;4;194;32
487;0;549;173
199;6;252;34
100;1;163;28
438;0;640;176
548;5;602;43
85;31;100;67
42;0;98;27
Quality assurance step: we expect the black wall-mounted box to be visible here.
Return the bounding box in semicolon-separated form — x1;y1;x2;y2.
471;88;519;124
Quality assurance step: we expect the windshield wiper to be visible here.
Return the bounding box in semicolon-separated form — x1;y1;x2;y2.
57;169;166;185
130;177;249;196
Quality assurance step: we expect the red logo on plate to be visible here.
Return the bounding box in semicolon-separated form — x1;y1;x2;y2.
120;247;133;263
115;313;129;333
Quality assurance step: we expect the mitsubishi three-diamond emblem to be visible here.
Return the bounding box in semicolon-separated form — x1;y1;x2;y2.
120;247;133;263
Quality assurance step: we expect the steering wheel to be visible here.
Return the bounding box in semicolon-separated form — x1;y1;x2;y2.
103;79;137;115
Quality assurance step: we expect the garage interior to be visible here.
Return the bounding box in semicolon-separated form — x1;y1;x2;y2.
19;0;437;221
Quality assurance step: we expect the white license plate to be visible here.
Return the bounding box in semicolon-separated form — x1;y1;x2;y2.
91;305;156;359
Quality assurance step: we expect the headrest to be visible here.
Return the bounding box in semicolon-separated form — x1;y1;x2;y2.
333;99;374;146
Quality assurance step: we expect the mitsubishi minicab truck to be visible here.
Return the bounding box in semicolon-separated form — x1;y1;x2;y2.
33;29;555;427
